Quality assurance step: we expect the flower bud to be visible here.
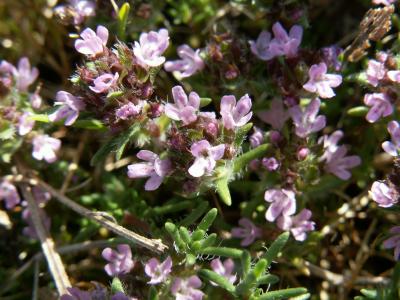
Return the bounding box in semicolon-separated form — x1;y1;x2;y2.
297;147;309;161
262;157;280;171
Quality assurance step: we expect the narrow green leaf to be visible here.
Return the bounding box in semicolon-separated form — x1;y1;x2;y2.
253;259;267;278
165;222;185;252
347;106;368;117
256;274;279;285
117;3;130;41
30;114;50;123
198;269;236;293
111;277;125;294
73;119;106;130
199;233;217;248
197;208;218;232
191;229;205;241
234;122;253;148
148;286;159;300
179;201;209;227
179;226;191;244
261;232;289;269
199;247;243;259
152;200;192;215
257;287;308;300
233;144;271;173
200;97;212;107
107;90;124;99
186;253;197;266
241;251;251;277
215;174;231;206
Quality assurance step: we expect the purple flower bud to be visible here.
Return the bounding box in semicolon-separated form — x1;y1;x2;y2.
264;188;296;222
116;102;143;120
89;72;119;93
364;93;393;123
30;92;42;109
188;140;225;177
366;59;386;87
289;98;326;138
277;209;315;241
210;258;237;285
74;25;108;56
296;147;309;161
32;134;61;163
165;86;200;125
102;244;135;277
303;63;342;99
231;218;262;246
0;180;21;210
249;127;264;148
383;226;400;260
382;121;400;156
262;157;280;171
370;181;398;207
12;57;39;92
171;276;204;300
133;28;169;68
127;150;171;191
144;256;172;285
257;99;289;130
269;130;282;145
220;94;252;130
49;91;86;126
17;112;35;136
164;44;204;78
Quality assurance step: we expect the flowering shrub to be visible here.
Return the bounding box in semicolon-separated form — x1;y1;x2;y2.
1;0;400;299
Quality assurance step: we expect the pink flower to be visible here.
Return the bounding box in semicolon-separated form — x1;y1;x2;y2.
373;0;396;5
366;59;386;87
318;130;343;160
257;99;289;130
102;244;135;277
0;60;15;88
74;25;108;56
264;188;296;222
133;28;169;68
383;226;400;260
0;180;21;210
144;256;172;285
370;181;398;208
89;72;119;93
231;218;262;246
30;92;42;109
387;70;400;83
322;145;361;180
277;209;315;241
164;44;204;78
165;86;200;125
12;57;39;92
32;134;61;163
116;102;143;120
210;258;237;285
188;140;225;177
364;93;393;123
382;121;400;156
249;127;264;148
127;150;172;191
17;112;35;136
303;63;342;99
249;30;274;61
220;94;252;130
70;0;96;24
289;98;326;138
262;157;280;171
49;91;86;126
171;276;204;300
268;22;303;58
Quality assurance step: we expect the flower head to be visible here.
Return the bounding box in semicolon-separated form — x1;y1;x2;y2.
220;94;252;130
264;188;296;222
102;244;135;277
277;209;315;241
0;180;21;210
171;276;204;300
133;28;169;68
70;0;96;25
366;59;386;87
127;150;172;191
89;72;119;93
303;63;342;99
382;121;400;156
210;258;237;285
257;99;289;130
322;145;361;180
49;91;86;126
364;93;393;123
370;181;398;208
289;98;326;138
268;22;303;58
74;25;108;56
383;226;400;260
164;44;204;78
144;256;172;285
231;218;262;246
12;57;39;92
188;140;225;177
165;86;200;125
116;102;143;120
32;134;61;163
249;30;273;61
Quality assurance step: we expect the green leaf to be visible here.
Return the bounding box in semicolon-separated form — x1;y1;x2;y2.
199;247;243;258
117;3;130;41
347;106;368;117
200;97;212;107
30;114;50;123
191;229;205;241
241;251;251;277
261;232;289;269
215;168;231;206
148;286;159;300
165;222;185;252
198;269;236;293
196;208;217;232
179;226;191;244
360;289;378;298
111;277;125;294
256;287;308;300
179;201;209;226
107;90;124;99
73;119;106;130
233;122;253;148
256;274;279;285
0;122;15;140
199;233;217;248
233;144;271;173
